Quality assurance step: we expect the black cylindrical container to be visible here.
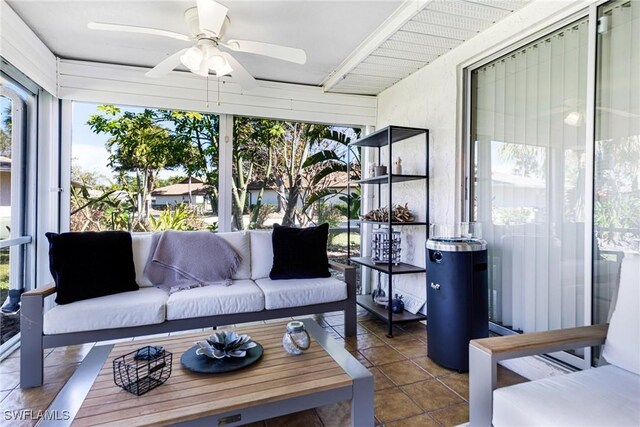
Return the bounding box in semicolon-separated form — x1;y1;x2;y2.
426;238;488;371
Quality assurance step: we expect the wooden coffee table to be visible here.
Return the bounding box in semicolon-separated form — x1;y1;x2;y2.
41;319;373;426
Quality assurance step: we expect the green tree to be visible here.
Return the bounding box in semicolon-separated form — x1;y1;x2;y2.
87;105;181;225
232;117;284;230
159;110;220;213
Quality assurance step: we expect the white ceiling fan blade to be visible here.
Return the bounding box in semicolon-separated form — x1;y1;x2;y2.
196;0;228;37
223;39;307;65
88;22;191;42
145;48;189;78
220;52;257;90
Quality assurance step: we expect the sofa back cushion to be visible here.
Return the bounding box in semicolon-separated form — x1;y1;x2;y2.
217;231;251;280
250;230;273;280
602;254;640;375
46;231;138;304
132;233;154;287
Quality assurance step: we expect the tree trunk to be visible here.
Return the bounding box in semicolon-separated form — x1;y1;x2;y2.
282;176;301;226
249;147;273;228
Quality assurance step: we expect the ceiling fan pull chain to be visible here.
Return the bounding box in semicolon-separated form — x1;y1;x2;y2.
217;78;221;106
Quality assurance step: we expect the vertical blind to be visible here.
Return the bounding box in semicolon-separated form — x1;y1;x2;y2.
472;18;589;334
593;0;640;325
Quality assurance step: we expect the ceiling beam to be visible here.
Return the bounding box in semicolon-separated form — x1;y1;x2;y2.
321;0;431;93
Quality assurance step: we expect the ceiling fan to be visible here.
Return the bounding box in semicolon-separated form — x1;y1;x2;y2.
87;0;307;90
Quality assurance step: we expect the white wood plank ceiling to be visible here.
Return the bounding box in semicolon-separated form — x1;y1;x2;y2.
324;0;531;95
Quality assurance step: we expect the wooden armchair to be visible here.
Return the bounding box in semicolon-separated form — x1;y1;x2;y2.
469;255;640;426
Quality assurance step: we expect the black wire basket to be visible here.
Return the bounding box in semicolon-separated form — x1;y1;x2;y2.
113;346;172;396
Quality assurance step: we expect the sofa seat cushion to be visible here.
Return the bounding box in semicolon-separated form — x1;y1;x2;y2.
166;280;264;320
493;365;640;427
44;287;168;334
254;277;347;310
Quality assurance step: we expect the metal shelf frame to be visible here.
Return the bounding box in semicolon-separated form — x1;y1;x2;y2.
346;126;430;337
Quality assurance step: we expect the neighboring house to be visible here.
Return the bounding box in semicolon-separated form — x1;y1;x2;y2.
246;172;349;209
151;177;209;208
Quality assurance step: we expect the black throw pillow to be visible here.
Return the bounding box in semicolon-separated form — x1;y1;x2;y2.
46;231;138;304
269;223;331;280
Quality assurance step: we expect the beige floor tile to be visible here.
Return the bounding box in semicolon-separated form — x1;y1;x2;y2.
332;323;370;337
411;356;456;377
402;379;464;412
1;370;19;391
0;357;22;374
368;367;395;391
359;345;406;366
43;363;79;385
45;344;93;366
392;339;428;359
315;401;351;427
384;413;440;427
439;373;470;401
322;315;345;327
348;350;373;368
2;382;64;412
429;402;469;427
378;360;431;386
265;409;323;426
344;332;385;351
374;387;423;424
0;389;11;403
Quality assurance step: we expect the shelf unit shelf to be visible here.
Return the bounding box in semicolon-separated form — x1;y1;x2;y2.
350;257;426;274
346;125;430;338
357;295;427;323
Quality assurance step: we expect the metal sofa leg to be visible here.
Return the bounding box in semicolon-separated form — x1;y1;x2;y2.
20;294;44;388
344;267;357;337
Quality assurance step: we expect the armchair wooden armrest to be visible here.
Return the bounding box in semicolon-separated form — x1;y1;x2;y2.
22;283;57;298
469;323;609;426
471;323;608;359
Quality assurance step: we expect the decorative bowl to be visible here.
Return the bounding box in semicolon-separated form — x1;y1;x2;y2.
195;331;257;359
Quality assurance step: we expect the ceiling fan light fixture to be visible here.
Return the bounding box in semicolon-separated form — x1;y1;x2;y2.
214;62;233;77
180;46;204;70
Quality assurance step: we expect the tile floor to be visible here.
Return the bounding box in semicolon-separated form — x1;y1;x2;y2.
0;308;526;426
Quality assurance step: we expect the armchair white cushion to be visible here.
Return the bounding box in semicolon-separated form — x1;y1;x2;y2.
470;254;640;427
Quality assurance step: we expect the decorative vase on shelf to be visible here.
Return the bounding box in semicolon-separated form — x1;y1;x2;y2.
393;157;402;174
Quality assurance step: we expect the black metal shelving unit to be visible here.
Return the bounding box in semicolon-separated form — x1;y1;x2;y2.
347;125;429;337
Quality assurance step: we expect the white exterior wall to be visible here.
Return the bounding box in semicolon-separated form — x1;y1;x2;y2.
153;195;206;207
375;0;596;305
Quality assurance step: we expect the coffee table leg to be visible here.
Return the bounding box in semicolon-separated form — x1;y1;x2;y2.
351;366;374;426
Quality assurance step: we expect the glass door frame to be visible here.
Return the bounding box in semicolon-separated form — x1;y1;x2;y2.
462;3;608;370
0;76;37;359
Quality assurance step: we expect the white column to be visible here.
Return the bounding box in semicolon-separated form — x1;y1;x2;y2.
217;114;233;232
360;125;375;294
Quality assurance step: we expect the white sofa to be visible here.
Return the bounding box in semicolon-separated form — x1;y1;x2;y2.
20;230;356;388
469;254;640;426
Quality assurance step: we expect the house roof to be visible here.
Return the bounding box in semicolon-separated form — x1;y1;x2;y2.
0;156;11;171
152;179;209;197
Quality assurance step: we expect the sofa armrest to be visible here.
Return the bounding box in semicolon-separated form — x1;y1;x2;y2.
22;283;57;298
470;323;608;360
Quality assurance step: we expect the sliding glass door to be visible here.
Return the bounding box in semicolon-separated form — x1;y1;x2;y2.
470;18;589;338
468;0;639;366
593;0;639;326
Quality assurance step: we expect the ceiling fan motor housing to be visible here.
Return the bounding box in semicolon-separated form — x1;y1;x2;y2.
184;7;229;39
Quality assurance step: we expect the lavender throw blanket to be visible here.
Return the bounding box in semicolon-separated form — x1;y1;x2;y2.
144;231;240;294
